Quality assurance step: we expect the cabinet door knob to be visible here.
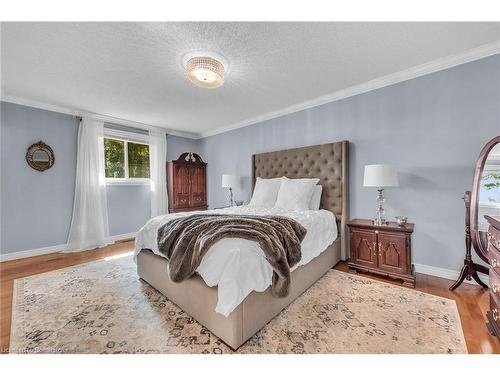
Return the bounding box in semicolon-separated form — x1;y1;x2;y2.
492;283;499;293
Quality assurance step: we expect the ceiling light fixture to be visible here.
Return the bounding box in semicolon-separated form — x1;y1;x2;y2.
186;56;225;89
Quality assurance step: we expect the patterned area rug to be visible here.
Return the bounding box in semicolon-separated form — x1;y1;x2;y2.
9;255;467;354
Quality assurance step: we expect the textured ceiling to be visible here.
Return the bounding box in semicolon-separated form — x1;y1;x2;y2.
1;22;499;136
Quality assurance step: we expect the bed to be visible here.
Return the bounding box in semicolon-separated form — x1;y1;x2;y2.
135;141;349;350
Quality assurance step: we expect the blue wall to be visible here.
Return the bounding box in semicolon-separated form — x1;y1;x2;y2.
200;55;500;271
1;103;78;254
106;184;151;237
167;135;201;161
0;102;200;254
2;55;499;271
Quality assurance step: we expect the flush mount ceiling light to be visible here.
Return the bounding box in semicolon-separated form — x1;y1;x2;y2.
185;56;225;89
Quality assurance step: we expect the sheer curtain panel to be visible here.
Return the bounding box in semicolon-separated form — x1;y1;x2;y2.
149;129;168;217
66;117;113;252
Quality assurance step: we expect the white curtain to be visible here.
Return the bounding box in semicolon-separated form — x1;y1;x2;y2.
149;129;168;217
66;117;113;252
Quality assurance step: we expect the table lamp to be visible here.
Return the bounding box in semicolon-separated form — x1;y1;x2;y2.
363;164;399;225
221;174;240;206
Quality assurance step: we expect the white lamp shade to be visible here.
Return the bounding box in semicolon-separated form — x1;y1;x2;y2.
222;174;240;188
363;164;399;187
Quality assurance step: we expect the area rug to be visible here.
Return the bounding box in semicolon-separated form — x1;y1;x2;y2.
9;254;467;354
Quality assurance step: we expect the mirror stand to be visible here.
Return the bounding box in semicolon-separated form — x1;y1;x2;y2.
449;191;489;291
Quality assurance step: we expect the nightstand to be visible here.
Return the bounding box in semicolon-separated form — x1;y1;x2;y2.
347;219;415;287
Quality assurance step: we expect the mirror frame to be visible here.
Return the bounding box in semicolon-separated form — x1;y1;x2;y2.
26;141;55;172
470;135;500;263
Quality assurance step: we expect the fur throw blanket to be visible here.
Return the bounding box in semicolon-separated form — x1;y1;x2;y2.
157;214;307;298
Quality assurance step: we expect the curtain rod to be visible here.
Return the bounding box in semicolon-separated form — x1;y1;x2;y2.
72;111;161;132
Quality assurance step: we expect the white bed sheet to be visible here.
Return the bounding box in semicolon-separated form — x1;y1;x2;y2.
134;206;337;317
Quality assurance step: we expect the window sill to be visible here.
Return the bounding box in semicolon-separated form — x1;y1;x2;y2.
105;179;151;186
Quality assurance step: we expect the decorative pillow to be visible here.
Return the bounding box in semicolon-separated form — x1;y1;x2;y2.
274;177;320;211
309;185;323;210
248;177;283;207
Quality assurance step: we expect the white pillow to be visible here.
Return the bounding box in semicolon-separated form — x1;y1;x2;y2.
248;177;283;207
275;177;320;211
309;185;323;210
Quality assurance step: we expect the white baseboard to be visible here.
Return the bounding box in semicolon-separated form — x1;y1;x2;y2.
0;243;69;262
109;232;137;242
0;232;137;262
414;263;489;287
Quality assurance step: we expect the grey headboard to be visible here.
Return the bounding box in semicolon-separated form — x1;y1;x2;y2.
251;141;349;259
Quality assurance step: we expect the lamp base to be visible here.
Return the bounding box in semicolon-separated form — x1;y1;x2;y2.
374;188;386;225
228;187;234;207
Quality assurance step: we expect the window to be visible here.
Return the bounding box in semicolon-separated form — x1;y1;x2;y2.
104;128;150;185
127;142;150;178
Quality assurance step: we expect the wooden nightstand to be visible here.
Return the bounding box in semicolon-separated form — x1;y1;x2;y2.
347;219;415;287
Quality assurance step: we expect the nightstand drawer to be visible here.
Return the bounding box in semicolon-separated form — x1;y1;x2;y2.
488;225;500;252
490;269;500;301
489;242;500;276
490;294;499;324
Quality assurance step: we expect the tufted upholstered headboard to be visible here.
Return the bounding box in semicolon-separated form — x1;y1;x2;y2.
251;141;349;259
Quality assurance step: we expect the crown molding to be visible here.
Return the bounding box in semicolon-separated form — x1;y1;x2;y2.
2;42;499;141
0;94;200;139
200;41;500;138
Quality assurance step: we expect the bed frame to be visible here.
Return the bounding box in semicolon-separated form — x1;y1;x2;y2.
136;141;349;350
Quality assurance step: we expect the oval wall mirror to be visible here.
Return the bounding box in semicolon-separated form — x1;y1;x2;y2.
26;141;55;172
471;136;500;262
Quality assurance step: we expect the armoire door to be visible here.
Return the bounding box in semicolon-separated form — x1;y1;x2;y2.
173;164;191;209
189;166;206;207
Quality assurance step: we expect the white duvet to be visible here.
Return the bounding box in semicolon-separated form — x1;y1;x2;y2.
134;205;337;317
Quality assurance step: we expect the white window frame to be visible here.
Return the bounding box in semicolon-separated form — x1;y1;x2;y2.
104;128;150;186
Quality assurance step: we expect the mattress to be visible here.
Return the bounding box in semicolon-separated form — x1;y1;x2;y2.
134;205;338;316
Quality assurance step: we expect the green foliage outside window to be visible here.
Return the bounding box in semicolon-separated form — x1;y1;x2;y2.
482;171;500;203
104;138;150;179
482;172;500;190
128;142;150;178
104;138;125;178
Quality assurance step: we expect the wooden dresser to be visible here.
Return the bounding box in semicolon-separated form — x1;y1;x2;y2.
347;219;415;287
167;152;207;213
486;215;500;339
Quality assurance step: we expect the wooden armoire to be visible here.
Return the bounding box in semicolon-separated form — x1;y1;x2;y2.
167;152;207;213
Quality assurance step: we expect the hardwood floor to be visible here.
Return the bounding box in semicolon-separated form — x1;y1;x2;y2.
1;242;498;354
0;240;133;354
